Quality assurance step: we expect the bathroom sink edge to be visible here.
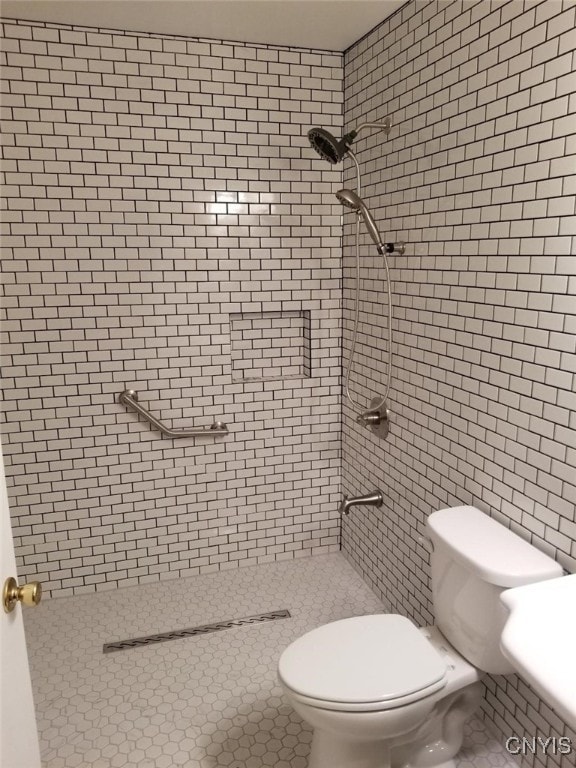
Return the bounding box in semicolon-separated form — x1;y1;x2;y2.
500;573;576;732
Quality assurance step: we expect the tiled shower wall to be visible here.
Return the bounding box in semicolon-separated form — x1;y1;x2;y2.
0;19;344;596
341;0;575;762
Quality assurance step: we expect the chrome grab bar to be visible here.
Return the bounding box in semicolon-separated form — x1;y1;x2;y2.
119;390;228;438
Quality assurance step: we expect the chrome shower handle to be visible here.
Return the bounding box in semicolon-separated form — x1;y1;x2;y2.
357;411;381;425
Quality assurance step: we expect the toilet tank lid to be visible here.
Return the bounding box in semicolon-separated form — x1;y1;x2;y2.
427;506;563;588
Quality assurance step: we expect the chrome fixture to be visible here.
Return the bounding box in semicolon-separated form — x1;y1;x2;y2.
119;390;228;438
339;490;384;516
357;397;390;439
336;189;387;256
336;188;386;254
308;117;404;439
385;242;406;255
336;188;395;430
336;189;406;257
307;118;391;164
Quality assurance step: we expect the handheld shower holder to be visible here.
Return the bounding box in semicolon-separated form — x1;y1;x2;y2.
385;242;406;255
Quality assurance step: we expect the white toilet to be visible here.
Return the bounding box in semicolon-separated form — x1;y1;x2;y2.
278;505;563;768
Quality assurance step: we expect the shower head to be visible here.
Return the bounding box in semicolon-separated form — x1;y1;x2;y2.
336;188;385;255
336;188;365;211
307;127;357;165
308;118;392;165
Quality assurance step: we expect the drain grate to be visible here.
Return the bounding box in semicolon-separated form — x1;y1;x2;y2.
103;609;291;653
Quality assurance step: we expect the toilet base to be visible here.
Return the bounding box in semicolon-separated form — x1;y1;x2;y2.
429;763;455;768
304;681;483;768
308;731;391;768
308;731;458;768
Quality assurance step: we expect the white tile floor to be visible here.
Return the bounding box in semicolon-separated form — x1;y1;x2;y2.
25;553;518;768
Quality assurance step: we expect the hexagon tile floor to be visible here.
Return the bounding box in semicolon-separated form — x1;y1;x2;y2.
24;553;518;768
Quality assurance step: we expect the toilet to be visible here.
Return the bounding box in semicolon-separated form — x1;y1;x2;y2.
278;506;563;768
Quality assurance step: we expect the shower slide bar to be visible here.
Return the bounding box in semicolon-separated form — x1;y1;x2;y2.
119;389;228;438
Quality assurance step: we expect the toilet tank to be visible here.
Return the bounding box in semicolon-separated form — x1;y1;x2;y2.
426;506;563;675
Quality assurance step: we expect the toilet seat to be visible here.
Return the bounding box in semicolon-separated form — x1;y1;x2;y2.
279;614;448;713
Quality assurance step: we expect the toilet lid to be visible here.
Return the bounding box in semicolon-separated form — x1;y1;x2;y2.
278;615;447;705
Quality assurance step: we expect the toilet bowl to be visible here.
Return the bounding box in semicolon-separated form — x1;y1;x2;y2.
279;617;482;768
278;506;563;768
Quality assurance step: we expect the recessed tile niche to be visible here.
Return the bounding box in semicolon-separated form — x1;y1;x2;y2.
230;310;312;382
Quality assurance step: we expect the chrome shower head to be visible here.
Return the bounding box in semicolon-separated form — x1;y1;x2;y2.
307;127;357;164
308;118;392;165
336;188;385;255
336;188;364;210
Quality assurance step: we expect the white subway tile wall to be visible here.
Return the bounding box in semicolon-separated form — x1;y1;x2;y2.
341;0;576;764
0;19;344;596
230;310;312;381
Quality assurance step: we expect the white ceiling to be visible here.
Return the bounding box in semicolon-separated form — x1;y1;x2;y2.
0;0;406;52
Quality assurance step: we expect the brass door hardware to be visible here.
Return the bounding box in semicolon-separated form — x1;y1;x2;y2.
3;576;42;613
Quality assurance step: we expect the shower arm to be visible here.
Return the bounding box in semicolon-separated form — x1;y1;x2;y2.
352;118;392;140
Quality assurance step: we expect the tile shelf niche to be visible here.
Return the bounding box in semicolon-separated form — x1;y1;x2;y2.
230;309;312;382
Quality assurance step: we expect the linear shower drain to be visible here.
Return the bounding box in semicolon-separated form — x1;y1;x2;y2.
103;609;291;653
